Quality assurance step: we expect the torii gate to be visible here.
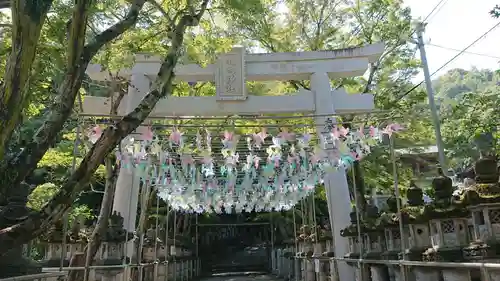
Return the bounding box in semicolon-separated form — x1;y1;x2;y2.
84;43;384;281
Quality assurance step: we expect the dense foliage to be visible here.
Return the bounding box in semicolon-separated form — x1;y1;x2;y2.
436;68;500;167
0;0;496;260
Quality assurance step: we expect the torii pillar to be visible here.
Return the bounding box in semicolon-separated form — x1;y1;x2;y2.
85;44;384;274
114;63;150;258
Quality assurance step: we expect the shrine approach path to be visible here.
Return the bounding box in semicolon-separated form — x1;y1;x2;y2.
200;273;281;281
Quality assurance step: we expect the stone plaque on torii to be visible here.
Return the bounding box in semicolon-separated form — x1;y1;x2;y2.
84;42;385;281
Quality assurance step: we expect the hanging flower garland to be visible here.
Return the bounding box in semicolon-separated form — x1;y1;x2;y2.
87;123;403;214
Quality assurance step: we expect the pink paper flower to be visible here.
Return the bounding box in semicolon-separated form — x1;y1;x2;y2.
223;131;234;141
201;155;213;165
331;126;340;139
369;126;377;137
181;154;194;165
383;123;404;137
169;128;183;144
278;128;295;141
252;129;267;146
142;126;154;141
310;153;320;164
88;126;102;143
287;155;299;164
351;151;361;160
339;126;349;137
225;154;239;166
358;124;365;136
254;156;261;169
274;157;280;167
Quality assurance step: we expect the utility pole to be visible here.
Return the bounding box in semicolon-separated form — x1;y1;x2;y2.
415;22;448;174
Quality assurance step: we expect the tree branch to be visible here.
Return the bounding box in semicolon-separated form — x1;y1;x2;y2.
0;1;209;253
82;0;146;63
0;0;146;200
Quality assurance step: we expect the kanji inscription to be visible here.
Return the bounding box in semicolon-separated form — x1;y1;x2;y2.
216;47;247;100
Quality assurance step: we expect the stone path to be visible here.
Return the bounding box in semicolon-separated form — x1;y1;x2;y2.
200;273;281;281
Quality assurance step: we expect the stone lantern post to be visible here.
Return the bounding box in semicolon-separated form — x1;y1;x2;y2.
339;209;363;281
296;225;315;281
312;225;333;281
41;216;88;268
0;183;42;277
462;156;500;280
361;204;388;281
422;168;471;281
95;211;133;281
403;181;438;281
142;227;167;281
379;197;410;281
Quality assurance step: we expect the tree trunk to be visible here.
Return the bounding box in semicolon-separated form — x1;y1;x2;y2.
0;0;53;160
67;156;119;281
67;71;125;281
0;0;209;253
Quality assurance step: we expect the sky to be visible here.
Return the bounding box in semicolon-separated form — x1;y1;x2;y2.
404;0;500;80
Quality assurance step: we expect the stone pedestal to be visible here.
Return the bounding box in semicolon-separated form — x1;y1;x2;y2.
442;269;471;281
294;256;301;281
388;265;402;281
96;269;122;281
487;270;500;281
414;267;439;281
0;253;41;278
314;243;326;281
168;262;175;281
370;265;387;281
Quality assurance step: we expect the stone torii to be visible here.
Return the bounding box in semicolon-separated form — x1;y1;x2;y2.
84;43;384;281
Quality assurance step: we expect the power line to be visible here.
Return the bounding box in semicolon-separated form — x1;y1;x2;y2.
423;0;448;23
427;43;500;60
394;19;500;103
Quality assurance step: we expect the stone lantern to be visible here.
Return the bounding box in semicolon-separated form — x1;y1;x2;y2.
41;216;88;268
462;156;500;280
277;238;296;280
95;211;132;281
380;197;410;257
362;204;389;281
340;210;361;260
141;227;166;281
403;181;438;281
142;227;166;262
307;223;335;281
0;183;42;277
318;227;334;281
340;209;364;281
379;196;410;281
169;235;194;281
296;225;314;281
422;168;470;281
